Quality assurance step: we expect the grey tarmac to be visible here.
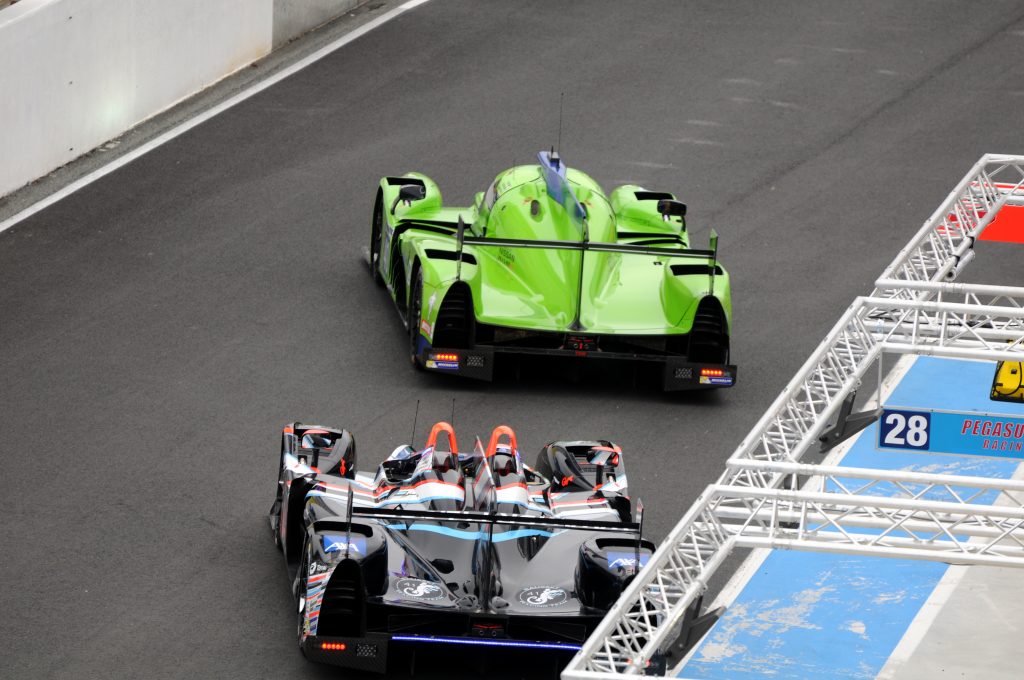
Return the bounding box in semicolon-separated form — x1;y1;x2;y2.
2;1;1023;678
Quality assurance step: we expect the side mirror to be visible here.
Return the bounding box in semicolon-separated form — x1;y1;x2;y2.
656;199;687;219
391;183;426;214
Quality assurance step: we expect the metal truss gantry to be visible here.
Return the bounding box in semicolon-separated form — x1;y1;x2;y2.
562;154;1024;679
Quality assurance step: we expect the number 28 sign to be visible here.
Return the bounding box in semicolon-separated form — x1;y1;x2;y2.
878;409;931;450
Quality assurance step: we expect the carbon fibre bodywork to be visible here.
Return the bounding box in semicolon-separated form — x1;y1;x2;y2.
268;421;653;674
369;151;736;390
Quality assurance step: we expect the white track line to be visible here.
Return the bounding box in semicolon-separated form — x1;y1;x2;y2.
0;0;431;235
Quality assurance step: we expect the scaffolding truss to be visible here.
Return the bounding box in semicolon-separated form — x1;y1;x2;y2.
564;464;1024;680
718;461;1024;565
874;154;1024;298
723;289;1024;483
562;154;1024;679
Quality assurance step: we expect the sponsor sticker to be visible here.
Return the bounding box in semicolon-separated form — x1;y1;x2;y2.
607;551;650;570
699;375;734;386
322;535;365;555
517;586;569;607
395;578;445;600
426;360;459;370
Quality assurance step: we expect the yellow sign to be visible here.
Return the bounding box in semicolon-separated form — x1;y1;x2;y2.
991;361;1024;404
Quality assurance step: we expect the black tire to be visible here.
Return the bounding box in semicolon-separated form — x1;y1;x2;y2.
408;265;424;369
370;191;385;286
270;498;283;551
295;537;310;654
687;296;730;364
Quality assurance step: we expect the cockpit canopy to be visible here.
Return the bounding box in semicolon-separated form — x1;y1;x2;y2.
479;426;531;513
473;151;615;245
376;421;466;511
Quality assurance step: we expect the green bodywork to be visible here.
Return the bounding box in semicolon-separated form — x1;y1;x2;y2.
370;152;732;372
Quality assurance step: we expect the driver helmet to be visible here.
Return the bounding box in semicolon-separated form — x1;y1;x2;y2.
492;444;517;475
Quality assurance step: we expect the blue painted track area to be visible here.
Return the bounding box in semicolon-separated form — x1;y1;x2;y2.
679;357;1024;679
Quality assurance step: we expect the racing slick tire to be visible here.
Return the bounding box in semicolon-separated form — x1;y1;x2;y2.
295;536;310;656
370;191;385;287
408;265;424;370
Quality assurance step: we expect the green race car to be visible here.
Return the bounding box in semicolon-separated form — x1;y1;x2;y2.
369;151;735;390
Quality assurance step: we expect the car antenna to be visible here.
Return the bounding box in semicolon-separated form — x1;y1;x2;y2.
410;399;420;447
557;91;564;155
450;398;456;428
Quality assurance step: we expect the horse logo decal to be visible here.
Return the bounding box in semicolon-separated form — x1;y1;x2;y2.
518;586;569;607
395;578;444;600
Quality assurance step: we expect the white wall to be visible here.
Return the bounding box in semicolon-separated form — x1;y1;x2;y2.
0;0;273;198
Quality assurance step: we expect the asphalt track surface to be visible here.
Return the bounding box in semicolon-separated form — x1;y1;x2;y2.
2;2;1024;679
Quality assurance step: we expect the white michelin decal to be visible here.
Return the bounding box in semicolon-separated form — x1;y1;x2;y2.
395;578;445;600
518;586;569;607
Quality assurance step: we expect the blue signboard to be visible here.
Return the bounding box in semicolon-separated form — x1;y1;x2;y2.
878;407;1024;458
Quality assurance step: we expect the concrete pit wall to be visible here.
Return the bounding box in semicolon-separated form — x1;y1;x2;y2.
0;0;361;199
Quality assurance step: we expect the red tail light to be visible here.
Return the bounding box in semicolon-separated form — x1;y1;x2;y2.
320;642;347;651
432;353;459;362
700;368;725;377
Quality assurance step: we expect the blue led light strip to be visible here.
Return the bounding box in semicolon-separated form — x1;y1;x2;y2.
391;635;582;651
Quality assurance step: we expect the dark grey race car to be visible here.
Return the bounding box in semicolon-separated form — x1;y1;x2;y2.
268;420;654;674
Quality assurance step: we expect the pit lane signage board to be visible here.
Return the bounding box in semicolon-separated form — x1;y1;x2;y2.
878;407;1024;458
